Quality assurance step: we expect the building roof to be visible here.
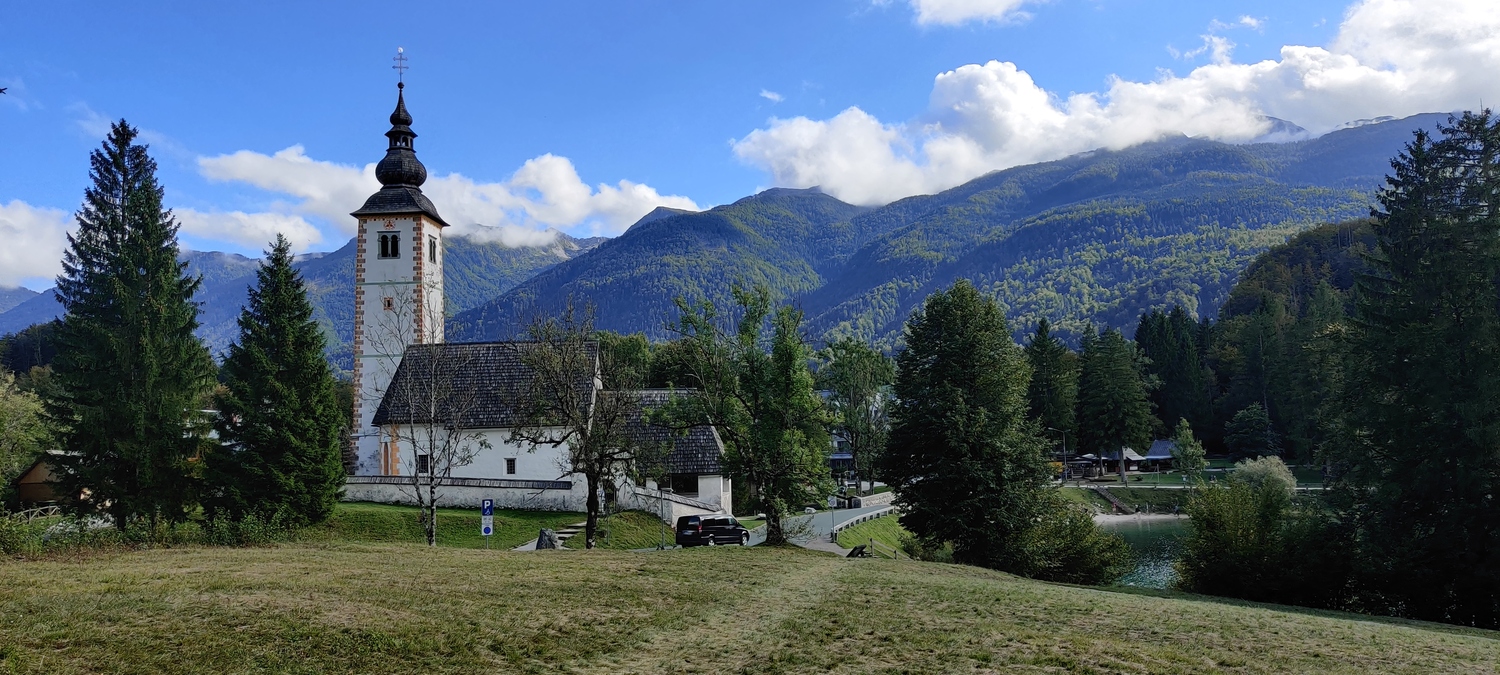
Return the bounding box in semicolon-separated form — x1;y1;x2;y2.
350;83;449;227
352;186;448;227
1101;447;1148;461
372;341;597;428
618;390;724;475
1145;439;1177;460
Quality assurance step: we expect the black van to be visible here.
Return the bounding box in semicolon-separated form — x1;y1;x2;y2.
675;514;751;547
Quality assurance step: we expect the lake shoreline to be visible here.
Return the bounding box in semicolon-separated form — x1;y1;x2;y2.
1093;513;1188;525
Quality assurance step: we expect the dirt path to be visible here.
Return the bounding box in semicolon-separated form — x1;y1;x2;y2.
587;554;845;673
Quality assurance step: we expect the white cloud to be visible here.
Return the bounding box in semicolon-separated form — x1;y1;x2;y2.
736;0;1500;205
760;89;785;103
196;146;698;249
1239;15;1264;30
0;200;73;288
896;0;1039;25
175;209;324;251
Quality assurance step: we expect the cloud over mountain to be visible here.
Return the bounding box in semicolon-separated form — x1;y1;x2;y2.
0;200;73;288
196;146;698;250
740;0;1500;205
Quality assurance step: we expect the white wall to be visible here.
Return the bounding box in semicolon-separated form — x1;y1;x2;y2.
352;215;445;475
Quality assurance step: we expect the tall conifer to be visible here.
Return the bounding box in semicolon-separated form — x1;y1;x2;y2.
1075;328;1154;462
1024;318;1077;451
881;280;1050;567
1336;111;1500;625
50;121;215;528
205;235;346;526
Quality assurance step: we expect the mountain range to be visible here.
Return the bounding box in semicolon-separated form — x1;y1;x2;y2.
0;112;1449;362
0;233;604;371
453;112;1447;345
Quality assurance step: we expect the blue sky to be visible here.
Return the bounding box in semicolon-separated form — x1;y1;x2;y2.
3;0;1496;290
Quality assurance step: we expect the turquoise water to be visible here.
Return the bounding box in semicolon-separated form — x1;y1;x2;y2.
1097;517;1189;589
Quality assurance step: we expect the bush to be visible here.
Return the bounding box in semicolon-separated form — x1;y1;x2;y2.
202;511;296;547
899;533;953;563
1231;455;1296;496
1177;478;1351;607
1013;506;1133;585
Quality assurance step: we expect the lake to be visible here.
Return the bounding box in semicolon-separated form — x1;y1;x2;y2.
1097;516;1189;589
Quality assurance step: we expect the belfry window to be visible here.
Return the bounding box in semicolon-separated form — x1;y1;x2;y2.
428;236;437;263
378;233;400;259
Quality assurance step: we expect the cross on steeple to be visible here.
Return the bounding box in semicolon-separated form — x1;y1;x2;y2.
392;47;408;84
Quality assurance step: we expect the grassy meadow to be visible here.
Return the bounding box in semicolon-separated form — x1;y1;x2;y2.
4;536;1500;673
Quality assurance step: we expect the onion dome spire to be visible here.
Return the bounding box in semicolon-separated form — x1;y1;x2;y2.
375;82;427;188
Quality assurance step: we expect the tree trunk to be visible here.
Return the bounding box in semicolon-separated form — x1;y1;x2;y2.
764;503;785;545
425;476;437;547
585;474;599;550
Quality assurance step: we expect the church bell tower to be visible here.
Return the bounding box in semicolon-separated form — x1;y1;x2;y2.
349;80;448;475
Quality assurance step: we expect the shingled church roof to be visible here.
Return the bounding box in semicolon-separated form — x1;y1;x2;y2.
611;390;725;475
373;341;598;428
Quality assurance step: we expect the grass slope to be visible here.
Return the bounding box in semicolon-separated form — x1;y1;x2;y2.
310;502;583;550
2;543;1498;674
835;514;908;555
564;510;670;550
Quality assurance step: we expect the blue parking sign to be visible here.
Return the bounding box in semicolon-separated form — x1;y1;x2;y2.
481;499;494;517
481;499;494;537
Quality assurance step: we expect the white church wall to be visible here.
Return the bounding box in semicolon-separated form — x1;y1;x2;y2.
344;479;587;512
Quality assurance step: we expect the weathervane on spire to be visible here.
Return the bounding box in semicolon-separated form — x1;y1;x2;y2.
392;47;408;87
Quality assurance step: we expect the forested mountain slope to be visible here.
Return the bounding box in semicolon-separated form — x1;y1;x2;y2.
454;113;1445;344
0;233;602;371
0;287;37;314
449;189;871;341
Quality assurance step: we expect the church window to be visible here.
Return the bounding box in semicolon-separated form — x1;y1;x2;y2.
416;454;430;474
505;458;516;475
383;297;395;312
378;233;400;259
428;236;437;263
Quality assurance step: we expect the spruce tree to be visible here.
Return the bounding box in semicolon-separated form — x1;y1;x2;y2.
1225;402;1280;459
1169;418;1207;480
1336;111;1500;626
205;235;346;526
1024;318;1077;453
50;121;215;529
1136;306;1209;434
880;280;1051;568
1075;328;1154;464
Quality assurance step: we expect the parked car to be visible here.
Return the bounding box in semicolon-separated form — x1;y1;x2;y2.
675;514;751;547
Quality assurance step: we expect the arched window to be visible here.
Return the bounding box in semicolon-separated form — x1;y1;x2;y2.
378;233;400;259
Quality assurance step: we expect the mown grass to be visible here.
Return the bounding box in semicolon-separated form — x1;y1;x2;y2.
835;514;908;555
1059;486;1114;514
2;542;1498;673
564;511;670;550
305;502;583;550
1106;487;1190;513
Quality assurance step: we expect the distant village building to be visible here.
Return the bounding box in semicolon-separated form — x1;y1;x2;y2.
343;84;728;520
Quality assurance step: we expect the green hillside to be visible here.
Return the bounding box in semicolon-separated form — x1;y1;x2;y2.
454;114;1446;345
450;189;870;341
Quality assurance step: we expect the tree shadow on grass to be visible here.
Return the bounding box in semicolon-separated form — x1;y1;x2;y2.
1092;584;1500;641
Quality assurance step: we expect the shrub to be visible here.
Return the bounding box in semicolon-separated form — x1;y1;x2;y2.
1177;477;1351;607
1014;506;1133;584
1231;455;1296;496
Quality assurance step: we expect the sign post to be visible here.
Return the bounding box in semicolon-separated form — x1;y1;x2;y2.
481;499;494;550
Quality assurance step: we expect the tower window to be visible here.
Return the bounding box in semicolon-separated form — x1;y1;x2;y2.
428;236;437;263
378;233;400;259
383;297;395;312
416;454;430;474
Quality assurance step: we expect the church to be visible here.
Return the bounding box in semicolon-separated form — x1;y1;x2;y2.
340;82;731;523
